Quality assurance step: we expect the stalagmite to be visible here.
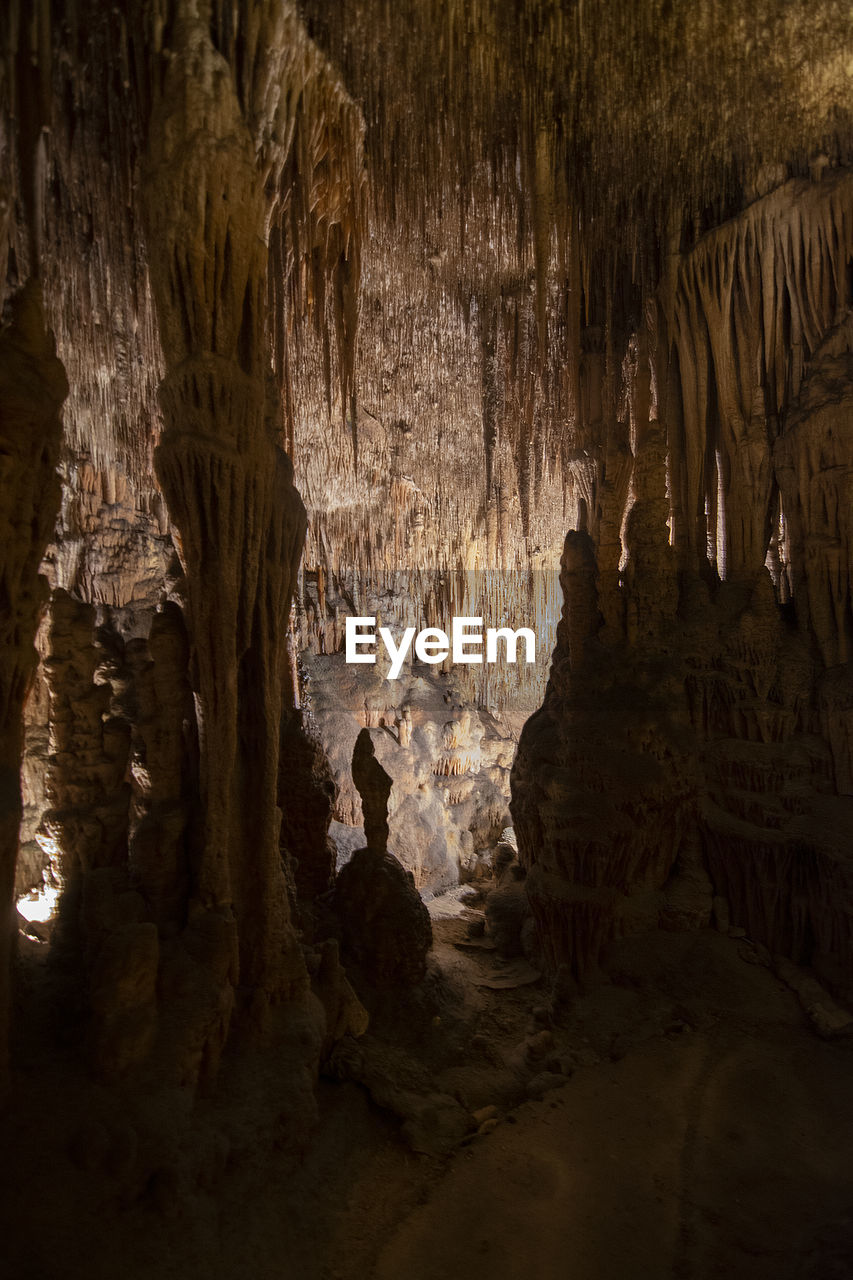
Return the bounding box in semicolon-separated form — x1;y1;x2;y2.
512;528;697;978
333;729;432;989
140;9;315;1027
0;282;66;1085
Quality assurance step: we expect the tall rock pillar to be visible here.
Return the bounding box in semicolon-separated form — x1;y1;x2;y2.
142;15;307;1019
0;282;66;1085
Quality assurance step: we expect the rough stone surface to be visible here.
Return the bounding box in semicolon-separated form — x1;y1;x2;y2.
304;656;514;891
0;282;66;1085
0;5;852;1270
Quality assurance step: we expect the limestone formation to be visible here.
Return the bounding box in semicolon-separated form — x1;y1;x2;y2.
278;709;338;906
304;649;514;891
0;0;370;1084
484;870;532;959
334;844;433;989
351;730;393;854
514;465;853;995
124;603;196;927
140;10;311;1018
0;282;66;1085
333;729;432;989
0;0;852;1233
512;530;698;978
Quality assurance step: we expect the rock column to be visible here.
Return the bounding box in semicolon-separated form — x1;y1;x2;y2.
0;282;66;1085
142;14;308;1025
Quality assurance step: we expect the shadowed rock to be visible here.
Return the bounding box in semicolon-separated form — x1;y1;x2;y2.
334;729;432;988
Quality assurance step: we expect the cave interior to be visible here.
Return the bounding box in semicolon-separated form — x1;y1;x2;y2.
1;1;853;1277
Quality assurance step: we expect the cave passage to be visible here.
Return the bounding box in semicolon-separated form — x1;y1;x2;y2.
1;1;853;1277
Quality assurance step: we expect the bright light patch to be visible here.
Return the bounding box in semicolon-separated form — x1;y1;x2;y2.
17;883;60;924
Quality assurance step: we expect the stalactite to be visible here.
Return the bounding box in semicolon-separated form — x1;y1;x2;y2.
480;295;499;503
775;309;853;672
669;170;853;578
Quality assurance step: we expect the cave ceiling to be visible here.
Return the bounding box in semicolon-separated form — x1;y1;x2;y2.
5;0;851;600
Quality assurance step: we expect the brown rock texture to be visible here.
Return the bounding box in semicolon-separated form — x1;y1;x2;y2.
124;603;196;929
513;180;853;990
0;3;852;1276
0;282;66;1085
0;0;370;1087
333;729;432;989
140;11;311;1016
334;846;433;989
0;0;851;1181
278;709;338;905
512;529;697;978
302;646;516;892
351;729;393;854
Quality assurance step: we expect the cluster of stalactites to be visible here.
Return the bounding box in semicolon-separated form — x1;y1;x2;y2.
666;168;853;582
286;0;853;605
301;0;853;313
0;0;367;488
150;0;368;462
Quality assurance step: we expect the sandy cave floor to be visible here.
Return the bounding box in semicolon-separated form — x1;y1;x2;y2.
3;914;853;1280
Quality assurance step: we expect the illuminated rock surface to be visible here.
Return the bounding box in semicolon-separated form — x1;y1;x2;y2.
0;0;852;1274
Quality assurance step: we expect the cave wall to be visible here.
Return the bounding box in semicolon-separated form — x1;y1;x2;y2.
0;284;66;1088
0;0;366;1090
512;175;853;999
1;0;853;1108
